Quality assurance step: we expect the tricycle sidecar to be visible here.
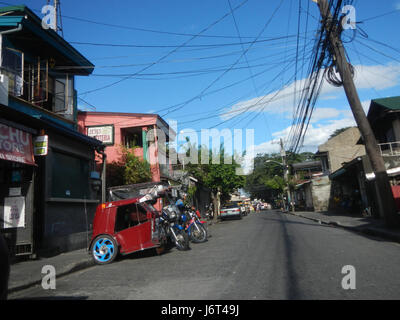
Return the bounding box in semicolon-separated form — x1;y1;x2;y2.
89;196;166;265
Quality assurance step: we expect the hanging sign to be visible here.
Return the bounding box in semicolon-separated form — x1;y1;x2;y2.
33;135;49;156
0;124;36;165
86;125;114;145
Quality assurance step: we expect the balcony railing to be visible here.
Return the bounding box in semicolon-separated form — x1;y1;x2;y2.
378;141;400;156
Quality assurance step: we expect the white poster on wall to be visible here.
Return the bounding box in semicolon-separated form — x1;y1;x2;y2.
3;196;25;228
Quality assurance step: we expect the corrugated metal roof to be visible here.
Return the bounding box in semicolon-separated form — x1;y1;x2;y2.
0;15;23;26
371;96;400;111
0;5;26;14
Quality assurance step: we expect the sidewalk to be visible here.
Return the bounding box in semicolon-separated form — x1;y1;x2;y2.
8;248;94;294
285;210;400;243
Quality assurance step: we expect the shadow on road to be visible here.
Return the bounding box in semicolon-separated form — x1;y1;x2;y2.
117;247;173;263
259;213;330;229
12;296;88;300
279;214;302;300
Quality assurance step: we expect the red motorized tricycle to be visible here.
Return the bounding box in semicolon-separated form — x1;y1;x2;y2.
89;184;168;265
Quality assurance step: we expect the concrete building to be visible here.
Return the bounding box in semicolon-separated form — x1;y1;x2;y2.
0;5;104;257
325;98;400;217
77;111;176;185
315;127;366;174
293;128;367;213
292;160;331;212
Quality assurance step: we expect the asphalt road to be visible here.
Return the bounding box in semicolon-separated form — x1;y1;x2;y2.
9;210;400;300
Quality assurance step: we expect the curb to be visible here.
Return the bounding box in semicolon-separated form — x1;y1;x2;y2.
286;212;400;244
8;258;94;294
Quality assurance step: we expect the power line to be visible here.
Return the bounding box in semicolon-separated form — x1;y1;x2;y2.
287;0;342;153
78;43;313;125
359;8;400;23
69;34;303;49
78;0;250;96
0;0;273;40
160;0;285;118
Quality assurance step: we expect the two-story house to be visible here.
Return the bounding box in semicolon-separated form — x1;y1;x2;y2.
319;99;400;217
292;127;367;213
363;97;400;214
0;5;105;257
77;111;176;185
314;127;368;214
292;160;328;211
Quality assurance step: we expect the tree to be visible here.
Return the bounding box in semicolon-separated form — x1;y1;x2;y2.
244;152;313;205
329;127;353;139
106;145;152;188
184;143;245;220
243;153;283;202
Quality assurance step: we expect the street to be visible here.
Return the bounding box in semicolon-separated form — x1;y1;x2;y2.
9;210;400;300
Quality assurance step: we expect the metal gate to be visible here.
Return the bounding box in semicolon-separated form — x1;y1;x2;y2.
0;161;34;256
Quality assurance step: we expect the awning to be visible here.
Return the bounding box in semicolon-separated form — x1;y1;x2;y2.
365;167;400;181
0;123;36;166
295;180;311;189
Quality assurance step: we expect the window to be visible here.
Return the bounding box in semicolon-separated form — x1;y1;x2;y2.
54;78;66;112
0;46;74;115
38;73;73;114
1;47;24;97
114;203;148;233
123;131;143;149
51;151;90;199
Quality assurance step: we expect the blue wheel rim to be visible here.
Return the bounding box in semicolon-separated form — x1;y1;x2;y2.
93;238;115;262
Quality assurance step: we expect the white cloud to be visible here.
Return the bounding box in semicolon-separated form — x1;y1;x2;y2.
232;63;399;175
220;63;400;121
241;114;358;174
352;64;400;90
310;107;344;122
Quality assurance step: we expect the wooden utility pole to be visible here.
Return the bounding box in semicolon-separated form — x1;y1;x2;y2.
279;139;293;212
313;0;399;227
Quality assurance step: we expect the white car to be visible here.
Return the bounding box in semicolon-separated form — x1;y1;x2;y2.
220;204;242;220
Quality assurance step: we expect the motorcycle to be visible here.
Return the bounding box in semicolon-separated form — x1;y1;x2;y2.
185;207;208;243
160;204;190;251
205;203;214;221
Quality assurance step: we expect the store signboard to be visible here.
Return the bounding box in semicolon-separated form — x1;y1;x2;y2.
33;135;49;156
3;196;25;228
0;124;36;165
87;125;114;145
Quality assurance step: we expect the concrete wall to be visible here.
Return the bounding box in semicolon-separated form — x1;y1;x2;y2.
318;127;366;173
77;112;171;182
304;184;314;210
311;176;331;212
41;202;97;254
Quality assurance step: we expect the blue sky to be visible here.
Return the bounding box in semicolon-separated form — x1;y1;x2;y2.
6;0;400;164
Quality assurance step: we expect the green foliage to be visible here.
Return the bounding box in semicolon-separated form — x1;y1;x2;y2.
106;145;152;187
185;185;197;206
264;175;286;191
329;127;353;139
184;143;245;200
243;151;313;201
123;146;152;185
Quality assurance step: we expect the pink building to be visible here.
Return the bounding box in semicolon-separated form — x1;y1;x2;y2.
77;111;175;183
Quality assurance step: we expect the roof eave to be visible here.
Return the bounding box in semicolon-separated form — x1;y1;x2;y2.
0;5;94;75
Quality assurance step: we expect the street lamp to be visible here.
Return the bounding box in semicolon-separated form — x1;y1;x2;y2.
265;159;285;167
265;160;293;212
